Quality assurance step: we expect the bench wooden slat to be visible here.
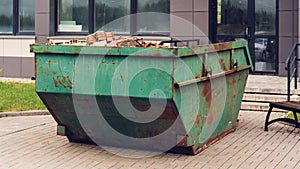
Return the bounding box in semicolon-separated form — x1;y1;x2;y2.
270;101;300;111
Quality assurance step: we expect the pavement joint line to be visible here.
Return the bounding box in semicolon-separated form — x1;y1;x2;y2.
218;124;267;168
244;128;287;168
238;125;285;169
196;112;261;168
293;160;300;169
0;123;50;137
261;127;298;168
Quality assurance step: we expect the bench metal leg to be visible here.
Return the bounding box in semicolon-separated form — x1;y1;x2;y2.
264;105;273;132
293;111;300;128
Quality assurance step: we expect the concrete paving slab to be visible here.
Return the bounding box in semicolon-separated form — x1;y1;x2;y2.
0;111;299;169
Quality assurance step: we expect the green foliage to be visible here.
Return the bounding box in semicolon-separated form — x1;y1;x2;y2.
285;112;300;122
0;82;46;112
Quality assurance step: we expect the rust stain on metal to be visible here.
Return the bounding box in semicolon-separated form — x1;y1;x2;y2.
229;77;237;86
194;128;236;155
177;135;190;147
195;115;200;127
218;43;226;50
195;75;201;79
53;78;58;87
53;76;73;89
41;50;57;54
205;42;234;53
202;82;212;108
205;45;218;53
47;60;51;66
219;58;226;71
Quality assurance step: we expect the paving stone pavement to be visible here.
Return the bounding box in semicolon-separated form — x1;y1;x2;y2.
0;111;299;169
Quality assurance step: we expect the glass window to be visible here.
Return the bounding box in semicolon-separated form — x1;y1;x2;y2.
56;0;170;35
0;0;13;33
255;0;276;35
19;0;35;32
254;38;276;72
58;0;89;32
95;0;130;34
217;0;248;35
137;0;170;33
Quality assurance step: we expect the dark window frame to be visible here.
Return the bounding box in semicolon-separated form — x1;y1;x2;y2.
209;0;279;75
0;0;35;36
54;0;170;36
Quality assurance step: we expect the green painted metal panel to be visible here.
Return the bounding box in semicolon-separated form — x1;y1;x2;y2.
31;44;176;57
36;54;75;93
31;40;252;155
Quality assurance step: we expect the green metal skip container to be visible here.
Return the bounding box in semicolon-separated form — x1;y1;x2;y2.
30;40;253;155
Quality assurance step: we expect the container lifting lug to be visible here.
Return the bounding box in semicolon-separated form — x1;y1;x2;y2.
205;68;213;76
233;60;238;69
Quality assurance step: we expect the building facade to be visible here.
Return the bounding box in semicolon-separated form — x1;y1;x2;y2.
0;0;298;78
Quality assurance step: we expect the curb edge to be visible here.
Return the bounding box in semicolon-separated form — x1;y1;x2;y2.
0;110;50;118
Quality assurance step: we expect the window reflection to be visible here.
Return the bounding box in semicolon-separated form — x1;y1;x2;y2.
57;0;170;34
95;0;130;33
19;0;35;32
58;0;88;32
255;0;276;35
216;37;247;43
137;0;170;33
0;0;13;33
255;38;276;72
217;0;248;35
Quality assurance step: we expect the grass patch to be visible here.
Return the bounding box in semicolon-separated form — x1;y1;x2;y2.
0;82;46;112
285;112;300;122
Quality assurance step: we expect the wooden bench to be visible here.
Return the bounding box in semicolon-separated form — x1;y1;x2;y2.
265;43;300;131
264;101;300;131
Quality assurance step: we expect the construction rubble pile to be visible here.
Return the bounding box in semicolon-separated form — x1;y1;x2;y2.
48;31;170;48
86;31;164;48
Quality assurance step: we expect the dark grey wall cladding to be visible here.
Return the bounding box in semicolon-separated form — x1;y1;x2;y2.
2;57;21;77
0;56;4;77
35;0;51;44
278;0;299;76
170;0;209;39
1;57;34;78
21;57;35;78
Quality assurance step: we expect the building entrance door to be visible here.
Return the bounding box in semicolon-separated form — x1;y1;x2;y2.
211;0;278;74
